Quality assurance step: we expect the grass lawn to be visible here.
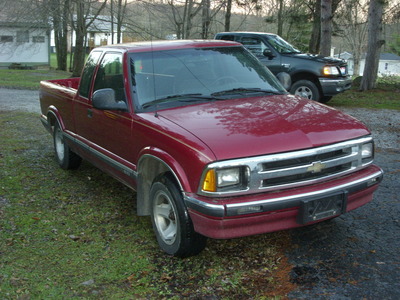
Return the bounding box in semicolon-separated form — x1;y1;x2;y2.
0;53;73;90
330;76;400;110
0;111;295;298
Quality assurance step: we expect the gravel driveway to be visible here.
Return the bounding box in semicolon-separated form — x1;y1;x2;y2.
1;87;399;298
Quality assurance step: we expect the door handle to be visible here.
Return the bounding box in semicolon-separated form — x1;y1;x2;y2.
87;108;93;118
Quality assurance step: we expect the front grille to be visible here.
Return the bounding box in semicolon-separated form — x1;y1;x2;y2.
252;138;372;192
200;136;374;197
261;162;352;187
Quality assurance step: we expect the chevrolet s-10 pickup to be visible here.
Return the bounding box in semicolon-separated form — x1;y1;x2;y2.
39;40;383;257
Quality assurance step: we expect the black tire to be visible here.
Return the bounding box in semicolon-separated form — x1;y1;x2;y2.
320;96;333;103
150;174;207;257
290;80;320;101
53;122;82;170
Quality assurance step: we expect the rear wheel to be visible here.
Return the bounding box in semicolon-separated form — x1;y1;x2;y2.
290;80;320;101
53;122;82;170
150;174;207;257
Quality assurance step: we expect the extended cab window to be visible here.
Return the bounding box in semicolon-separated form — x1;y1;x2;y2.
78;51;102;98
93;52;126;102
241;37;271;57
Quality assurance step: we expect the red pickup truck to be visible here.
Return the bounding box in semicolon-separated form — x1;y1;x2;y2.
40;40;383;257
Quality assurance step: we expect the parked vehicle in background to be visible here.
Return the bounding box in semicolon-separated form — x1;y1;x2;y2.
39;40;382;257
215;32;352;103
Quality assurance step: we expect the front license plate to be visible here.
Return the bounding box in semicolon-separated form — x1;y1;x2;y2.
297;192;347;225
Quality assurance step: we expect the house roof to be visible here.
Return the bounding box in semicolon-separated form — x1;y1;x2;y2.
379;53;400;61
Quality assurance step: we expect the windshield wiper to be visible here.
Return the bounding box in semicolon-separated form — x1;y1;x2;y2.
211;88;284;96
142;93;222;108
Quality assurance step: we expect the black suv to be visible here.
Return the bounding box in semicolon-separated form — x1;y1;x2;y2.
215;32;352;103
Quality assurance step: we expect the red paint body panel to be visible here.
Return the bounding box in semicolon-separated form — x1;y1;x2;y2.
158;95;369;160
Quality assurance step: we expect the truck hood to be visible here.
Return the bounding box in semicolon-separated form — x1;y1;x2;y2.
158;95;370;161
287;53;345;65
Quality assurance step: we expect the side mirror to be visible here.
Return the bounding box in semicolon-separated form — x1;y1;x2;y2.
263;49;275;60
92;88;127;111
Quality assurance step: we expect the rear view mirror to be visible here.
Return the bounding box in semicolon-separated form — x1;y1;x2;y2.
92;88;127;111
263;49;275;59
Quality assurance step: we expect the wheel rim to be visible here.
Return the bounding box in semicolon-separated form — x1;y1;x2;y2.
153;190;177;245
294;86;313;99
54;128;65;160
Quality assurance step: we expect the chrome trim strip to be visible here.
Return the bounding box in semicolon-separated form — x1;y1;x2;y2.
199;136;373;197
63;132;137;179
186;168;383;218
184;195;225;218
226;170;383;216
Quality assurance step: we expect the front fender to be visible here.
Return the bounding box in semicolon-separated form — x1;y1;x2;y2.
136;147;199;216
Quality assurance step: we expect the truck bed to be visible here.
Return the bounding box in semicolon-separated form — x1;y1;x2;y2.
43;77;80;90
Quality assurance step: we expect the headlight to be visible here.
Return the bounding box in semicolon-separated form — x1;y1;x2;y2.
323;66;340;76
361;142;374;164
202;167;248;193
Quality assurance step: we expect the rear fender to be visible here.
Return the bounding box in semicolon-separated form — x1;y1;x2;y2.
43;106;64;134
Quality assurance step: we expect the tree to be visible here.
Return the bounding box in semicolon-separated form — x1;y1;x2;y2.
109;0;127;43
47;0;70;71
360;0;387;91
320;0;332;56
70;0;107;77
224;0;232;31
309;0;321;54
336;0;368;76
167;0;203;39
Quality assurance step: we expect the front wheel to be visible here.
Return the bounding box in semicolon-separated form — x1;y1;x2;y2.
290;80;320;101
53;122;82;170
150;174;207;257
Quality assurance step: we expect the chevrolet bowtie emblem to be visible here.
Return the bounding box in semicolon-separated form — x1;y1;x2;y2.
307;161;326;173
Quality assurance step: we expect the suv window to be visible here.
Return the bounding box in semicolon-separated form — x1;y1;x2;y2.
240;37;272;57
78;51;102;98
218;35;235;41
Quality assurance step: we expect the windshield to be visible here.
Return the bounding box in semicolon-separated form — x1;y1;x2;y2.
266;35;301;54
129;46;286;111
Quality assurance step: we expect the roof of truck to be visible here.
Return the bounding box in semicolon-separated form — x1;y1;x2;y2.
95;39;241;53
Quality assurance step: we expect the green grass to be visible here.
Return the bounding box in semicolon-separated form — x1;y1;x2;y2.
0;111;293;299
0;53;73;90
329;76;400;110
0;69;71;90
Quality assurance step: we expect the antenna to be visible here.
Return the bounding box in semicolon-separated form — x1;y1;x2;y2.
145;3;158;118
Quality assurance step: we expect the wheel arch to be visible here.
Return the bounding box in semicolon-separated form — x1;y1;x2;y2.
136;151;190;216
290;72;323;95
46;106;64;134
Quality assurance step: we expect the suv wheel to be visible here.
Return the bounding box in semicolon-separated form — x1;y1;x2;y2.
290;80;320;101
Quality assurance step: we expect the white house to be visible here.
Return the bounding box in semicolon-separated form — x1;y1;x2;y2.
336;52;400;76
50;15;124;53
0;21;50;68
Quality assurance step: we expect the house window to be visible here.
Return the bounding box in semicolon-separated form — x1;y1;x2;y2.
1;35;13;42
385;63;388;70
16;30;29;43
33;36;45;43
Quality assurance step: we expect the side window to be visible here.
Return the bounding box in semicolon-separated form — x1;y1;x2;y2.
93;52;126;102
218;35;235;41
240;37;271;57
78;51;102;98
